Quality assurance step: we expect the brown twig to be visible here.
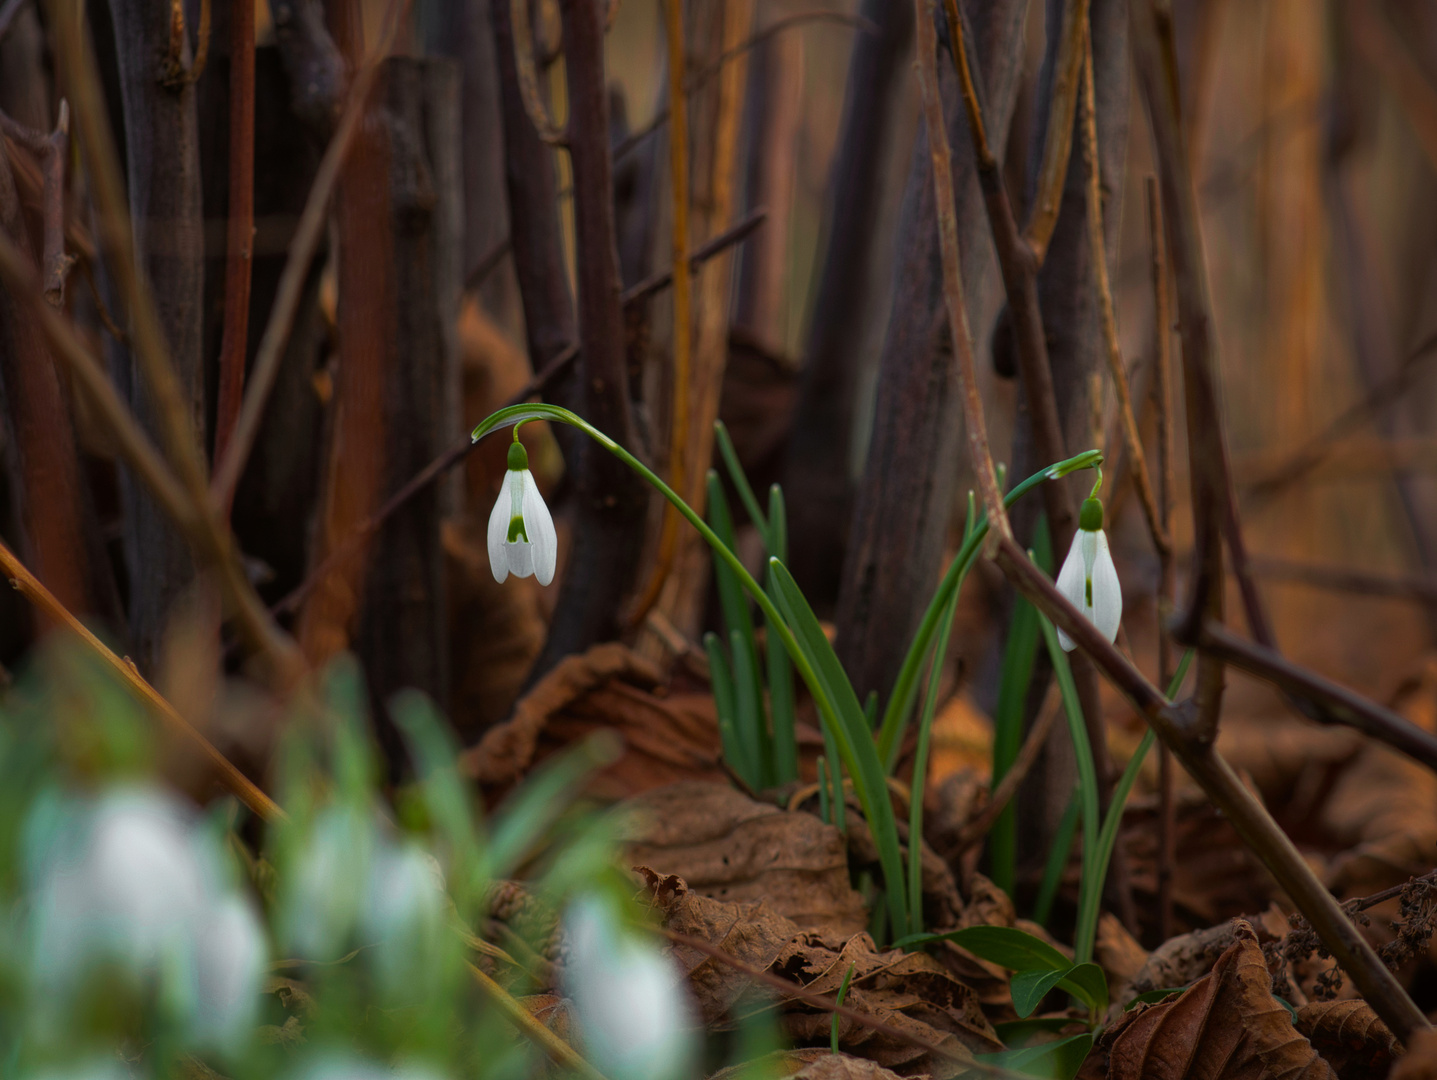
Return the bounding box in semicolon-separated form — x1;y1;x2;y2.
986;535;1429;1042
1240;329;1437;508
212;0;257;522
914;0;1007;541
625;0;693;629
617;207;767;306
1131;0;1230;740
0;101;75;304
161;0;211;87
1147;175;1177;944
508;0;566;144
1081;39;1167;556
467;964;609;1080
1349;2;1437;175
1194;621;1437;774
1023;0;1090;264
462;235;512;296
1248;556;1437;609
210;0;409;514
0;539;284;824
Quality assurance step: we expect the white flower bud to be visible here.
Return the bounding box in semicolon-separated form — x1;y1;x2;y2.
1055;498;1123;651
487;439;557;586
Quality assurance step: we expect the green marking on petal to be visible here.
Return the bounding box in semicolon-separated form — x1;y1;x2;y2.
1085;576;1093;607
507;515;529;543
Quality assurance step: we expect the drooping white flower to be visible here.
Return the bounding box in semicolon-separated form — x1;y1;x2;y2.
487;436;557;586
1055;497;1122;652
562;893;697;1080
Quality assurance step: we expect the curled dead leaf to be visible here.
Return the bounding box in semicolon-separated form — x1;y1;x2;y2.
1293;1000;1397;1080
459;643;728;800
641;870;1001;1077
1083;920;1335;1079
708;1048;907;1080
622;782;868;936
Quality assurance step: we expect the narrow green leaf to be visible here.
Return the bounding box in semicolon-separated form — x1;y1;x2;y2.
895;926;1070;971
1010;968;1069;1019
714;420;769;542
731;627;771;789
768;559;909;941
765;485;797;784
831;963;856;1053
705;632;748;784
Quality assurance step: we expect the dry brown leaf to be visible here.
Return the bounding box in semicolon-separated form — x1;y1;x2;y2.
622;782;868;936
459;643;728;800
1117;920;1242;1010
642;870;1001;1077
709;1048;908;1080
1084;920;1335;1080
1294;1000;1398;1080
1389;1029;1437;1080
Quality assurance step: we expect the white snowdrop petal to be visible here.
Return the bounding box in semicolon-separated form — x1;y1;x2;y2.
1054;533;1087;653
487;470;517;584
521;470;558;586
192;895;267;1049
1089;530;1123;644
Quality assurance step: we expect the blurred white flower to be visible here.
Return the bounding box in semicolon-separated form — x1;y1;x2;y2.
562;893;697;1080
22;1062;129;1080
280;805;375;959
361;840;445;944
487;437;557;586
24;786;266;1050
1055;497;1123;652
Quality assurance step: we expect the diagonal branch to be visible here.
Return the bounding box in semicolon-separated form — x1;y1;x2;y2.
0;100;74;303
1023;0;1090;264
0;539;284;824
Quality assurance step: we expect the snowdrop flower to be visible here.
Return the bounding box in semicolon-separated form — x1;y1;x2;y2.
562;893;697;1080
1055;496;1122;651
24;787;266;1050
487;433;557;586
288;1054;450;1080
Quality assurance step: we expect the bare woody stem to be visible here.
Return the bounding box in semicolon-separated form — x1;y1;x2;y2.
1080;36;1168;555
0;102;74;303
912;0;1008;542
1023;0;1090;264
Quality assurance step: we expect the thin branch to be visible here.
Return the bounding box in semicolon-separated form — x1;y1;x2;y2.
1023;0;1090;264
1195;621;1437;774
210;0;409;514
617;207;767;306
986;535;1429;1043
1081;38;1167;555
1131;0;1229;739
467;964;609;1080
1240;329;1437;507
0;539;284;824
508;0;566;144
0;100;76;304
161;0;211;87
1350;2;1437;176
1249;555;1437;608
462;235;512;296
913;0;1008;542
1147;174;1178;943
212;0;257;521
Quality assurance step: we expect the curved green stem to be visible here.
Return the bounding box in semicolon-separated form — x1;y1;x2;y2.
877;450;1104;771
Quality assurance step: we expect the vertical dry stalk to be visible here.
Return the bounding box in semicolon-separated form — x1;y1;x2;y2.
1081;36;1167;556
1024;0;1091;264
626;0;692;626
212;0;257;522
913;0;1007;538
1147;174;1177;942
297;0;394;669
